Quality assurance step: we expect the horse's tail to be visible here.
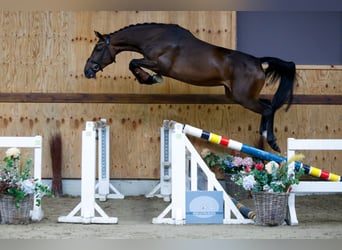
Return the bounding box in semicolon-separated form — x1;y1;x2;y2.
260;57;296;112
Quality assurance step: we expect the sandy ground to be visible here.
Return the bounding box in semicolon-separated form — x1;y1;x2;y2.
0;194;342;239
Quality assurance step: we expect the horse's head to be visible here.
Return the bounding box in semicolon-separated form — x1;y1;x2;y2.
84;31;116;79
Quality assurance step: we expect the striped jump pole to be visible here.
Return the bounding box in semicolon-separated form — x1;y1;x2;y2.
165;120;342;182
231;198;256;220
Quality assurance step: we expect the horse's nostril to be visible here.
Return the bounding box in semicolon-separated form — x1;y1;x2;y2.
84;69;95;79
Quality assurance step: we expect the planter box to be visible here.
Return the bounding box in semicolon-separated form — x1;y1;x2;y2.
0;194;33;224
253;192;288;226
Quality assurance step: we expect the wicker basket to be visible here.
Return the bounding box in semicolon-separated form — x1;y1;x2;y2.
253;192;288;226
224;173;249;200
0;194;33;224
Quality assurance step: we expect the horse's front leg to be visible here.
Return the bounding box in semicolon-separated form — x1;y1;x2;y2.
129;59;163;84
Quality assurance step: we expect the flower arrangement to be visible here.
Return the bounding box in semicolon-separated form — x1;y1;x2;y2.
0;148;53;208
201;148;258;174
234;154;305;193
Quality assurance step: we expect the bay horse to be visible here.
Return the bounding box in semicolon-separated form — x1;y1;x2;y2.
84;23;296;152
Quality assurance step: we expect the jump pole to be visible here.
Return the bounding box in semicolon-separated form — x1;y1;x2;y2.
165;120;342;182
58;121;118;224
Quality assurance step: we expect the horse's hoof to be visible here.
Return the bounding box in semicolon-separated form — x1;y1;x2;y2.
152;75;163;83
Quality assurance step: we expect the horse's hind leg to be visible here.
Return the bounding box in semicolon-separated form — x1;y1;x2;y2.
129;59;163;84
257;114;281;153
267;112;279;152
259;98;271;137
228;80;281;152
257;97;282;152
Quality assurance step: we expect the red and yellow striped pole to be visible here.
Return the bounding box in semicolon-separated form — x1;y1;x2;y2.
165;120;342;182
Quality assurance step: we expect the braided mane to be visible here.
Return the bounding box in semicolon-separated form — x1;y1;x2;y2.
110;22;176;35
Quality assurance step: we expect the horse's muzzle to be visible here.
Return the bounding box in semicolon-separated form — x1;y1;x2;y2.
84;68;96;79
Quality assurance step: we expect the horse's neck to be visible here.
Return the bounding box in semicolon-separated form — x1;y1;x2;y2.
109;29;143;53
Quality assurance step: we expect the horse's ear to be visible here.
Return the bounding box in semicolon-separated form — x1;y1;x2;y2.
94;31;104;40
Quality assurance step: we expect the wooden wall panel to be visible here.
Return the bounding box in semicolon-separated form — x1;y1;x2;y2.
0;10;341;180
1;10;341;96
260;68;342;96
0;11;235;94
1;10;340;96
0;103;340;179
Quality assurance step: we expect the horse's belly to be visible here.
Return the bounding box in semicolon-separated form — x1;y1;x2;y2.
167;65;226;87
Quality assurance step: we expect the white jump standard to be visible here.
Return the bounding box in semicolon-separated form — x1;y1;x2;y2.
95;119;124;201
152;120;254;225
286;138;342;225
58;120;119;224
146;125;172;201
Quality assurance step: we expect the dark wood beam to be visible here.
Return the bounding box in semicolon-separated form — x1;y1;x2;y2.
0;93;341;104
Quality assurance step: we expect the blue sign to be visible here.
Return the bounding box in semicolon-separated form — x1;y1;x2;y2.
186;191;223;224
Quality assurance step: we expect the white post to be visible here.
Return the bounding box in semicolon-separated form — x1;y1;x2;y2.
31;136;43;221
80;122;97;219
97;124;109;201
171;123;186;224
160;126;172;199
95;119;124;201
58;121;118;224
145;125;172;201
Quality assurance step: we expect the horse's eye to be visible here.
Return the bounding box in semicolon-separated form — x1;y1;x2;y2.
93;64;100;71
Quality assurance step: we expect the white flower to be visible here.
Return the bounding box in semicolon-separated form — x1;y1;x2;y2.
287;162;296;179
5;147;21;159
242;175;256;191
265;161;279;174
263;184;271;192
200;148;211;158
22;179;35;194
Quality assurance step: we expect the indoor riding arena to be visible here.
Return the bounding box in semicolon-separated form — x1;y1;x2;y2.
0;9;341;239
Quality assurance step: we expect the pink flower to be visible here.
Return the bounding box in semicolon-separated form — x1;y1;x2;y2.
242;157;254;167
232;156;244;166
245;167;251;173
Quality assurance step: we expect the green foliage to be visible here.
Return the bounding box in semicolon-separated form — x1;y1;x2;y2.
235;159;305;193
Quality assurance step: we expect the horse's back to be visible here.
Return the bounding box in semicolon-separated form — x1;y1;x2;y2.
124;23;264;85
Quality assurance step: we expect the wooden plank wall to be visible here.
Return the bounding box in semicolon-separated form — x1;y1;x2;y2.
0;11;341;179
